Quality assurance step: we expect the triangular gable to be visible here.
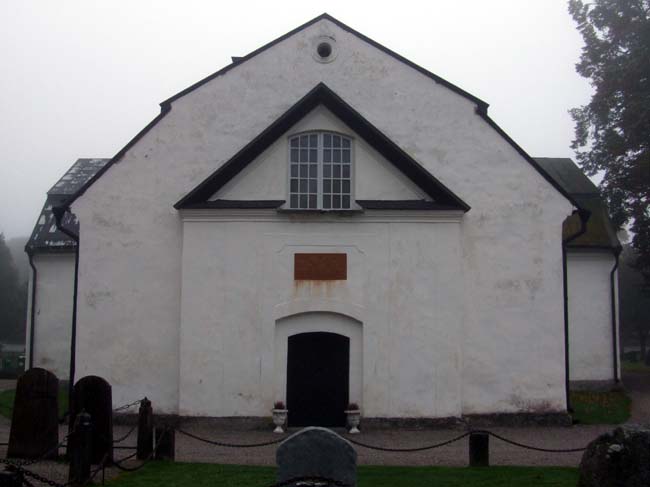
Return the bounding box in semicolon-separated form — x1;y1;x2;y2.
174;83;470;211
60;13;580;211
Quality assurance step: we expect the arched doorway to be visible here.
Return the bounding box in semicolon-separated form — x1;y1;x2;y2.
286;332;349;427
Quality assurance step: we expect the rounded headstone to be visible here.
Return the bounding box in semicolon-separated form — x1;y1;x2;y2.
578;425;650;487
68;375;113;463
8;368;59;459
276;427;357;487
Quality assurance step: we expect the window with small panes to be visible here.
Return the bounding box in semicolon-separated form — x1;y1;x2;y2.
288;132;352;210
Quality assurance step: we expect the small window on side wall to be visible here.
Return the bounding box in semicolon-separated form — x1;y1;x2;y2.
288;132;352;210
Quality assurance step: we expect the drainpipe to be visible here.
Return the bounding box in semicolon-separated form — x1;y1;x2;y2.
26;249;37;369
610;247;622;384
562;208;590;413
52;205;79;426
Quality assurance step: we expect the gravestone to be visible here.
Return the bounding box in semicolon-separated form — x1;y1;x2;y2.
68;375;113;464
276;427;357;487
578;425;650;487
7;368;59;459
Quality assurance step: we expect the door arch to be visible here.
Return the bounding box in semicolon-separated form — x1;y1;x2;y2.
286;332;349;426
274;312;363;426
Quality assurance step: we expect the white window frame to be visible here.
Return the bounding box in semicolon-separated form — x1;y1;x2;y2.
286;131;356;210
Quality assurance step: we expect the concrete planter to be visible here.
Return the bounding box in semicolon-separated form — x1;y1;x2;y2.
345;409;361;434
272;409;288;433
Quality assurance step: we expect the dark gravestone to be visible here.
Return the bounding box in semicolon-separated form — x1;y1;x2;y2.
7;368;59;459
578;425;650;487
68;376;113;464
276;427;357;487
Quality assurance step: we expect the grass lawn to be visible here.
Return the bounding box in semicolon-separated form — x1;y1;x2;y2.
570;390;631;424
0;388;69;421
104;462;579;487
621;360;650;373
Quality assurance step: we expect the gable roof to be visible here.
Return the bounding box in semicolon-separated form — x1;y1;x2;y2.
175;83;470;210
535;158;620;251
60;13;580;211
26;158;109;253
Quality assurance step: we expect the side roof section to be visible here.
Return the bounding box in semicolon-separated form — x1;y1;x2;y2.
26;158;110;253
60;13;580;210
535;158;620;251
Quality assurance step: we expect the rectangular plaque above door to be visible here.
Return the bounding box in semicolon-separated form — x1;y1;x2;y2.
294;253;347;280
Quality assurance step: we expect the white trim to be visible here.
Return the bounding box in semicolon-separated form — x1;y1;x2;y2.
180;208;464;223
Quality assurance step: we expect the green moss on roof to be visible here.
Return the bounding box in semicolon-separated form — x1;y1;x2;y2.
536;158;620;250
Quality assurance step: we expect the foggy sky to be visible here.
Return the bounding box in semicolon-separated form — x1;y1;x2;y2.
0;0;592;239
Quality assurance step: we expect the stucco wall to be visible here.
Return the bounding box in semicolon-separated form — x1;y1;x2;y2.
178;212;464;417
70;18;573;415
25;253;74;380
567;251;616;382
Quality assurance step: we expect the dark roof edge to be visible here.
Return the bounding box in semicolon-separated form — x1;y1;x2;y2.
357;200;462;210
567;244;622;252
62;104;172;208
160;13;489;113
182;200;285;209
477;111;583;209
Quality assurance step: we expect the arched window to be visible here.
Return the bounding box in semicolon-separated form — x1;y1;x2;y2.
288;132;352;210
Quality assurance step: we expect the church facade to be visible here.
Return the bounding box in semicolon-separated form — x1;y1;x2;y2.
25;14;620;425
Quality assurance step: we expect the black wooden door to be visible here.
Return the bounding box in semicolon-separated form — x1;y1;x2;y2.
286;332;350;427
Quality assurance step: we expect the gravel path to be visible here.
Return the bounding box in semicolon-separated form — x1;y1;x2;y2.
0;420;612;472
0;371;647;480
0;380;16;392
172;422;611;467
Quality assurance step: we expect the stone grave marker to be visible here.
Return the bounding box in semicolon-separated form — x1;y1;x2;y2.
7;368;59;459
578;425;650;487
68;375;113;464
276;427;357;487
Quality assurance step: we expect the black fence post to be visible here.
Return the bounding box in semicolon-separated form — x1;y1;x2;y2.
469;431;489;467
68;410;92;486
136;398;153;460
154;427;175;461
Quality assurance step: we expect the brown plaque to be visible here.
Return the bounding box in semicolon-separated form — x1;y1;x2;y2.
294;253;347;280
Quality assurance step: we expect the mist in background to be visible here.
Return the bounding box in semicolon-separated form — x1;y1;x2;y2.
1;0;591;239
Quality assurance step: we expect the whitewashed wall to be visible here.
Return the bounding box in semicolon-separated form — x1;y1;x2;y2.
25;253;74;380
71;18;573;415
567;251;616;382
178;212;464;417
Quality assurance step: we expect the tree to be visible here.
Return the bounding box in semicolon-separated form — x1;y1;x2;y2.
569;0;650;283
619;246;650;362
0;233;26;344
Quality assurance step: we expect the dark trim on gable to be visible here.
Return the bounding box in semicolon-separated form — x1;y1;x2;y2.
357;200;461;211
182;200;285;209
477;113;583;210
58;14;580;211
62;104;172;207
174;83;470;211
161;13;488;113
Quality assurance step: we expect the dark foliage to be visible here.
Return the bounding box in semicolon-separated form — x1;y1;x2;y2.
0;233;26;344
619;245;650;361
569;0;650;283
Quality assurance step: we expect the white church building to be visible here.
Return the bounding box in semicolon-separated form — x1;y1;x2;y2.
25;14;620;426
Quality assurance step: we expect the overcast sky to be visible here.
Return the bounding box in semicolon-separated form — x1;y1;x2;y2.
0;0;592;239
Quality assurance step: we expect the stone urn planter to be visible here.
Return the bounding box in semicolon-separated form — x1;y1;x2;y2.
272;402;288;433
345;403;361;434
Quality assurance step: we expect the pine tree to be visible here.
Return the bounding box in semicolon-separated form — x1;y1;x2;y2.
569;0;650;282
